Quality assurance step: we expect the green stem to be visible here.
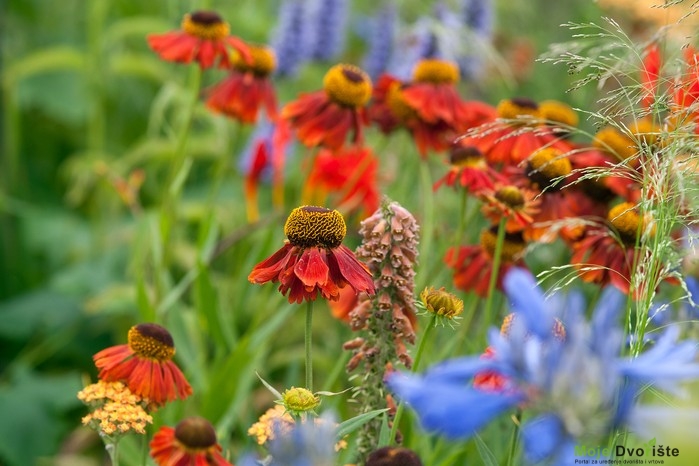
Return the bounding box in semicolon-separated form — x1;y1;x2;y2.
483;217;507;334
454;189;469;247
106;438;120;466
417;161;435;290
159;65;202;255
305;299;314;392
389;314;438;445
507;409;522;466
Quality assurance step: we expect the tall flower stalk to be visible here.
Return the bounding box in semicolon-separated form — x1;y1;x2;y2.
344;199;420;460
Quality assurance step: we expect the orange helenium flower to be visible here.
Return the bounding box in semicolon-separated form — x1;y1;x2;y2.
433;140;505;194
206;44;278;124
445;227;528;297
248;206;375;303
281;64;372;150
93;323;192;406
474;97;568;166
150;417;232;466
304;145;380;217
147;10;250;69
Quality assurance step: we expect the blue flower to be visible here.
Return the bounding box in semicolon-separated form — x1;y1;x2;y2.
361;4;397;81
270;1;313;77
239;412;338;466
388;267;699;464
308;0;348;62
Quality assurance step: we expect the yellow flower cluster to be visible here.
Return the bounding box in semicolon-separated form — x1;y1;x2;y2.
78;381;152;436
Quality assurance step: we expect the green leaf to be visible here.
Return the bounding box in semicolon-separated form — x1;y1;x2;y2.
474;432;499;466
336;409;389;439
3;46;85;85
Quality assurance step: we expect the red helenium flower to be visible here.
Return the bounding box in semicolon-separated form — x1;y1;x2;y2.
93;323;192;407
147;10;250;69
248;206;375;303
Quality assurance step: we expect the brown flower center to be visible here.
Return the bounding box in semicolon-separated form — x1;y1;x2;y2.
174;417;218;450
494;185;525;210
181;11;230;40
526;148;572;190
449;144;486;169
412;59;460;84
232;44;276;76
127;323;175;361
284;206;347;248
479;228;526;262
496;97;542;122
323;64;372;107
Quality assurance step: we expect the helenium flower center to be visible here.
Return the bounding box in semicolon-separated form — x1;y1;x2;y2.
284;206;347;249
128;323;176;361
182;11;230;40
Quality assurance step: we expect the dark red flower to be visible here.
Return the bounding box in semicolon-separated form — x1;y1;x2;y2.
433;141;505;194
147;11;250;69
248;206;375;303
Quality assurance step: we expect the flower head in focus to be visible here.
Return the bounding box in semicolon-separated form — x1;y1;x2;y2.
248;206;375;303
147;11;250;69
93;323;192;407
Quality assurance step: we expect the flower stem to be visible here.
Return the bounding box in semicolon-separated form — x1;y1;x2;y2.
506;409;522;466
483;217;507;333
417;161;435;289
105;437;120;466
305;299;314;392
389;314;438;445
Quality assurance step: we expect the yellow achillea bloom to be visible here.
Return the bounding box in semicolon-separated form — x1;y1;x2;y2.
78;380;153;436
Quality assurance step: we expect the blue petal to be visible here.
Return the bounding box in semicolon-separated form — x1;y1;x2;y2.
503;267;554;339
388;373;522;439
521;414;565;463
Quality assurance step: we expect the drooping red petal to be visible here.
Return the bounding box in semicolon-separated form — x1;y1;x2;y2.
330;245;375;295
294;248;330;288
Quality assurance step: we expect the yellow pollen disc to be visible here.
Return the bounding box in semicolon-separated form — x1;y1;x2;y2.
450;145;485;168
412;59;460;84
323;64;372;108
480;229;526;262
127;325;175;361
539;100;579;128
593;127;637;161
181;11;230;40
232;44;276;76
284;206;347;248
607;202;649;243
496;98;542;121
282;387;320;412
419;287;464;318
527;148;572;180
494;186;525;209
630;117;659;146
386;82;417;121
